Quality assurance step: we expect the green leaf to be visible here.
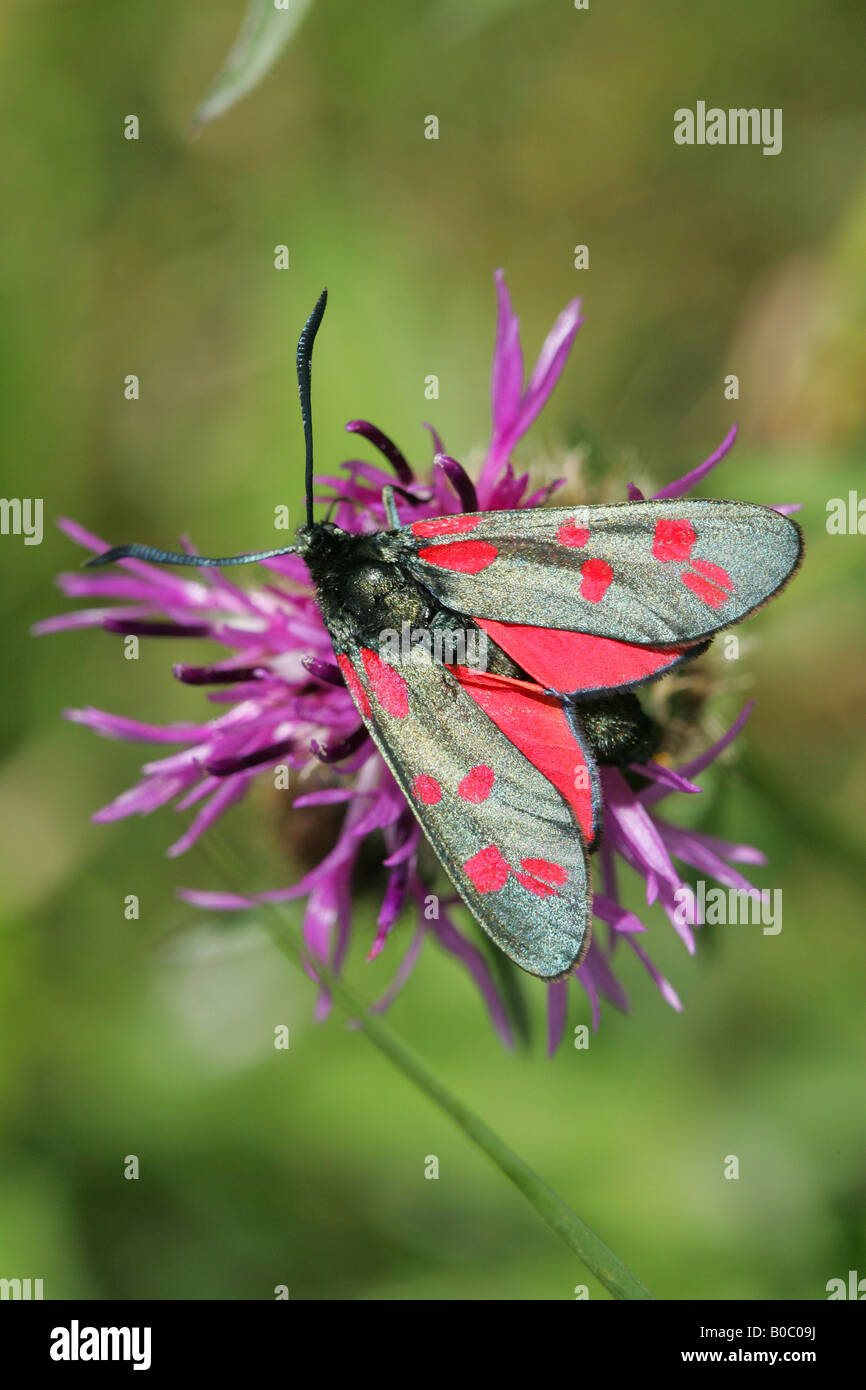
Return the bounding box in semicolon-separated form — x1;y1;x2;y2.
191;0;315;133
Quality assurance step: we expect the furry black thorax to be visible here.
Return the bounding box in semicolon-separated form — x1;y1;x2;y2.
297;521;662;770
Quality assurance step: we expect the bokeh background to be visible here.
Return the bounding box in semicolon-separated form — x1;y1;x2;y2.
1;0;865;1300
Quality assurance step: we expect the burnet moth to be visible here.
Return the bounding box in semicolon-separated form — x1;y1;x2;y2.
86;290;803;981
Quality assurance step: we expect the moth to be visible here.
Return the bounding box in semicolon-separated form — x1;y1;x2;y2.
88;290;803;981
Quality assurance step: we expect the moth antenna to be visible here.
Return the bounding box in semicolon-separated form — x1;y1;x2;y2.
84;543;300;569
297;288;328;528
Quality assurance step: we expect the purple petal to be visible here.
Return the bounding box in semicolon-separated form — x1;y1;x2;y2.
175;776;219;812
292;788;364;808
435;453;478;512
65;707;206;743
652;424;738;500
56;516;112;554
301;656;345;687
626;938;683;1011
337;461;412;494
104;617;212;638
56;516;213;592
167;778;248;856
33;609;120;635
93;776;188;822
309;726;368;763
366;923;425;1016
303;880;341;962
599;839;619;904
177;888;256;910
513;297;583;440
661;826;766;866
657;823;762;893
579;947;630;1015
423;421;445;458
523;477;566;508
576;968;601;1031
655;880;697;953
173;663;263;685
604;769;681;894
368;863;409;958
640;702;755;806
344;421;413;484
592;894;646;934
206;737;295;777
490;268;524;443
630;760;703;795
546;980;569;1056
430;908;513;1049
382;823;421;867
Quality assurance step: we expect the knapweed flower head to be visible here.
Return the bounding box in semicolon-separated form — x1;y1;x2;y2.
35;273;791;1052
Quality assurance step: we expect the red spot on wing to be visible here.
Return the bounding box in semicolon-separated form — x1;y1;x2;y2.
337;654;371;718
417;540;499;573
512;871;558;897
412;774;442;805
690;557;733;591
580;558;613;603
458;765;495;803
463;844;568;899
556;521;590;548
463;845;510;893
411;515;481;538
681;570;729;608
475;619;694;695
653;518;697;562
450;666;597;845
360;648;409;717
521;857;568;886
651;520;734;607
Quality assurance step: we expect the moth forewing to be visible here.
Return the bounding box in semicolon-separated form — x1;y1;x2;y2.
401;499;803;645
330;637;593;980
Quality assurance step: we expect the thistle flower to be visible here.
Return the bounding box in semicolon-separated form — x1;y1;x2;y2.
35;273;790;1052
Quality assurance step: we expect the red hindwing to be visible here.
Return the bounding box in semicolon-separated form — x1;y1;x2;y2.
449;664;599;846
474;619;696;695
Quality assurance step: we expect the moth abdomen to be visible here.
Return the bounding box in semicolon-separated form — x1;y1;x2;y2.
573;692;661;768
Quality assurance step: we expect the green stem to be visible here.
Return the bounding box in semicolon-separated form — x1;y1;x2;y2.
202;830;653;1298
263;913;654;1300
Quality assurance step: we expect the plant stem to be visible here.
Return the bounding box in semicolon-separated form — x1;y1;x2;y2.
203;829;654;1298
263;913;654;1300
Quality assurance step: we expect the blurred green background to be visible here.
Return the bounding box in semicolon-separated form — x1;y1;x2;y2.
1;0;865;1300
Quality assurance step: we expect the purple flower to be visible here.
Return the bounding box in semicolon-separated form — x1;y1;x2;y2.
35;273;787;1052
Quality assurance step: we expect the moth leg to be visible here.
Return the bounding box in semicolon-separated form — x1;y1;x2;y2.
381;486;401;528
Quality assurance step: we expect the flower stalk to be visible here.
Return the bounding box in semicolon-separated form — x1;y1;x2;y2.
263;892;655;1300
